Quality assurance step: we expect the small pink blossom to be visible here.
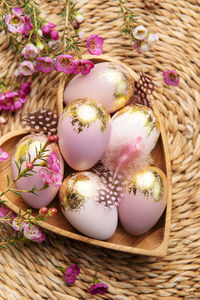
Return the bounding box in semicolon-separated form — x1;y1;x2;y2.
35;57;55;73
18;60;34;76
163;70;179;86
133;25;148;41
0;207;16;224
5;13;25;33
65;265;80;284
39;168;63;187
47;151;60;173
88;283;108;295
23;223;46;242
12;219;25;231
87;34;103;55
42;22;56;35
21;44;39;59
0;148;9;161
55;55;76;74
74;59;94;75
5;7;32;34
50;30;59;40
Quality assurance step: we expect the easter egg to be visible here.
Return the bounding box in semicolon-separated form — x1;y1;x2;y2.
11;133;64;209
102;105;160;176
111;105;160;153
63;62;134;113
118;166;167;236
57;99;111;171
59;172;118;240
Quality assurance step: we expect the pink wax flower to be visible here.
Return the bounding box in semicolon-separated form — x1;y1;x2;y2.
23;223;46;242
5;7;25;33
12;219;25;231
88;283;108;295
42;22;56;35
18;60;34;76
0;207;16;224
55;55;76;74
0;148;9;161
74;59;94;75
133;25;148;41
35;57;55;73
39;168;63;187
163;70;179;86
21;44;39;59
47;151;60;173
5;7;32;34
50;30;59;40
87;34;103;55
65;265;80;284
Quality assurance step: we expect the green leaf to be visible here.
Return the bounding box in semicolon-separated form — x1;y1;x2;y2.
10;190;23;197
7;175;10;187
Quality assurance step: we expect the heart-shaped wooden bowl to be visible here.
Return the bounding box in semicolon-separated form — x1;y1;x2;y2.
0;56;172;256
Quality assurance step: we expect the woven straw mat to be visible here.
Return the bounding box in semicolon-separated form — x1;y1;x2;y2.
0;0;200;299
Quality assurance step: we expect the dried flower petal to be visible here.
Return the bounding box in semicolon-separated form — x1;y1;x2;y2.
87;34;103;55
35;57;55;73
88;283;108;295
65;265;80;284
163;70;179;86
0;148;9;161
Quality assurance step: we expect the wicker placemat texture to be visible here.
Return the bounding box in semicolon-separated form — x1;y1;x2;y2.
0;0;200;299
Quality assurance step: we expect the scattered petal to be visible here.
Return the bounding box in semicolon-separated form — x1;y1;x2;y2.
88;283;108;295
163;70;179;86
65;265;80;284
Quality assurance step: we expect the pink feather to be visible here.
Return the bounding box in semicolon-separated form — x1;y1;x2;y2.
113;136;142;181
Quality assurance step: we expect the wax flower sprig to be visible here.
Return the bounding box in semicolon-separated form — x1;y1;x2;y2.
0;206;57;248
0;136;60;248
119;0;159;54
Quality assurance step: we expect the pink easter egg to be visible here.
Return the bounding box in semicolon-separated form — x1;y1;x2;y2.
63;62;134;113
118;166;167;235
59;171;118;240
11;133;64;209
57;99;111;171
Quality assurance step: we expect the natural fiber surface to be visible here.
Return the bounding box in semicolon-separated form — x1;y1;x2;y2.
0;0;200;299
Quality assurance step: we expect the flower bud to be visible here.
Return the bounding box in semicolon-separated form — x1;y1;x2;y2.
36;41;44;51
48;207;57;216
26;162;34;169
39;206;48;216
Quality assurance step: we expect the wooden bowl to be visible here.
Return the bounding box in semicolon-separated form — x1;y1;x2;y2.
0;56;172;256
